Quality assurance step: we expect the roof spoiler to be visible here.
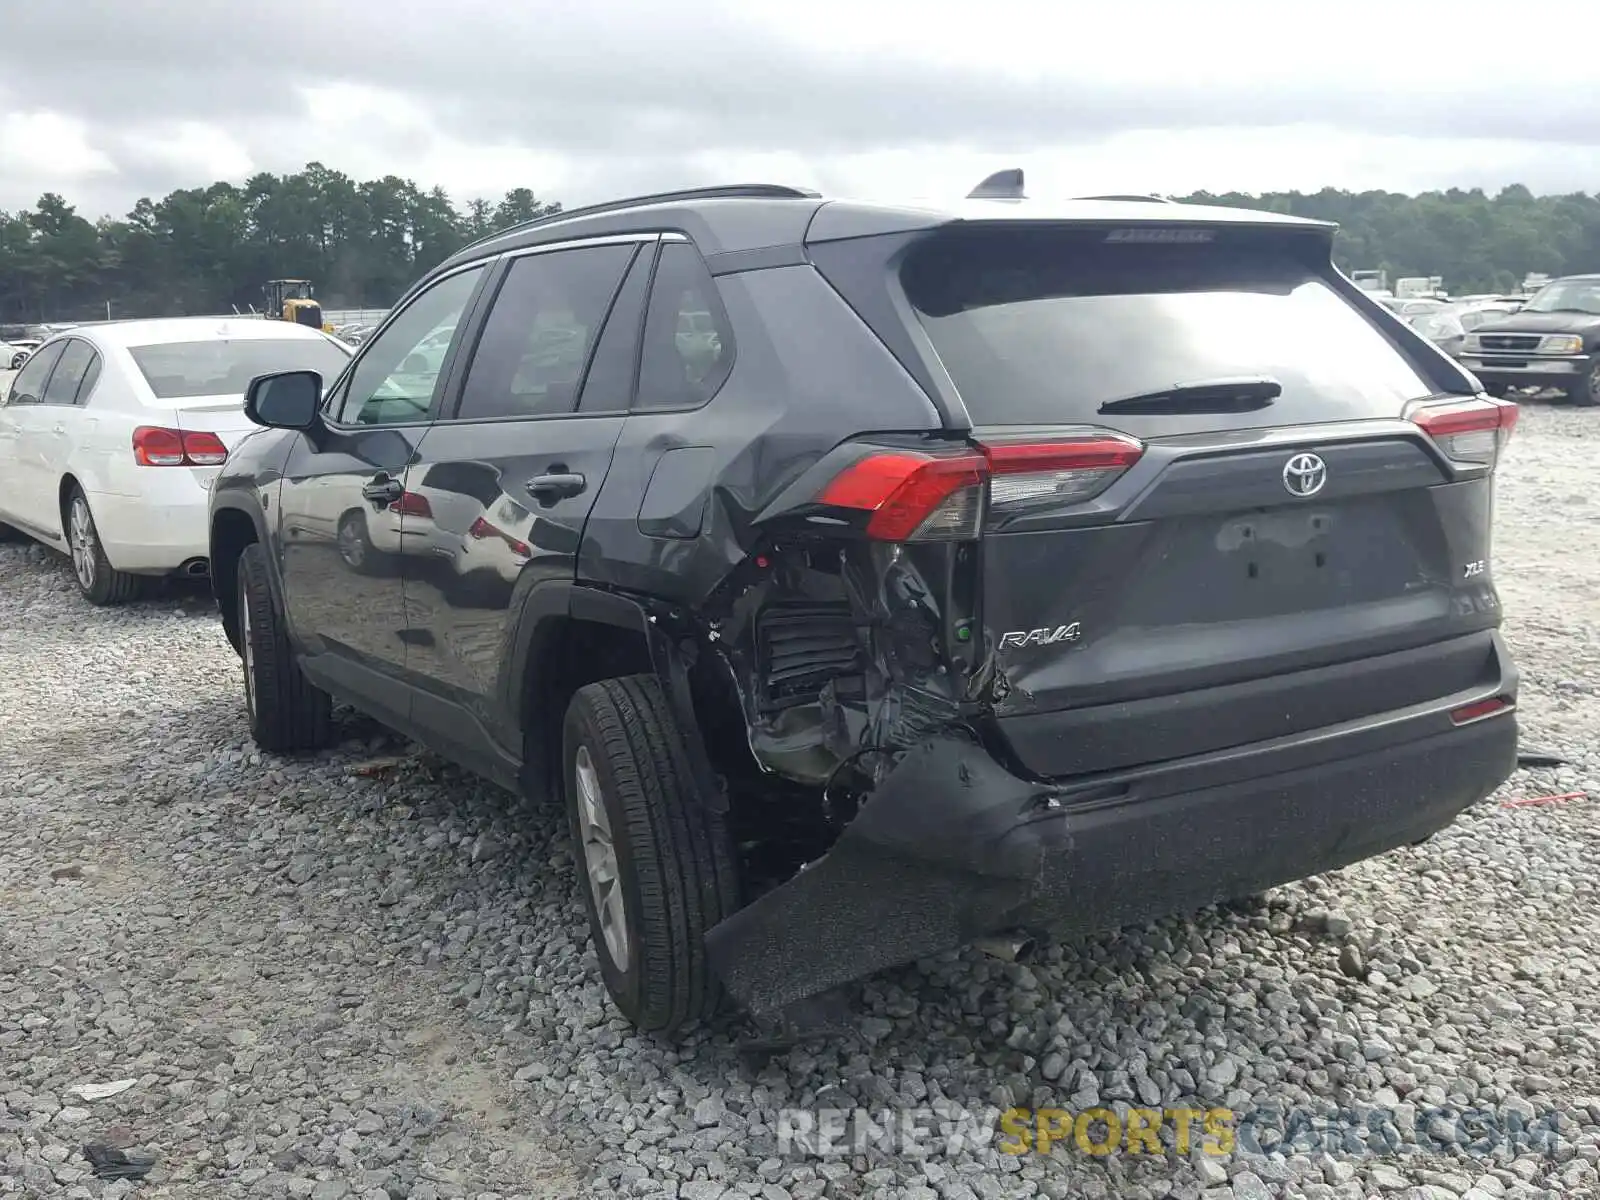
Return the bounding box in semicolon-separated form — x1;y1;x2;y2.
968;169;1026;200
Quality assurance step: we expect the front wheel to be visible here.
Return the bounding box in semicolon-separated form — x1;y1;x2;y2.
237;542;333;752
65;487;142;605
562;675;740;1033
1564;359;1600;408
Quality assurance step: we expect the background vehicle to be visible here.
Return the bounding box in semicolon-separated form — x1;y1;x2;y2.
0;317;351;603
264;279;334;333
2;339;32;370
1407;299;1523;357
1456;273;1600;405
210;178;1519;1034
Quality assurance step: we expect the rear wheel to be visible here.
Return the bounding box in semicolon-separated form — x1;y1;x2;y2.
66;487;142;606
9;353;25;370
237;542;333;752
562;675;740;1033
1564;359;1600;408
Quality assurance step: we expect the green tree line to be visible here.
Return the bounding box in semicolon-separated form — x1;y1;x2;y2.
0;163;560;324
3;163;1597;324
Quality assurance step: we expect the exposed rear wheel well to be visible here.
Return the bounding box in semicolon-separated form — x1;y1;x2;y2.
521;617;656;801
57;475;81;538
210;509;259;653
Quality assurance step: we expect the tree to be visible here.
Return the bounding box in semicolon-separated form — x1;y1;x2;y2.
0;165;569;324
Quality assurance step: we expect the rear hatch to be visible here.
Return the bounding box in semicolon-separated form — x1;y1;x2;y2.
816;218;1514;779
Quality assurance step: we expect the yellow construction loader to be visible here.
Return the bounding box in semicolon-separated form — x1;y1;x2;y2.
263;280;334;334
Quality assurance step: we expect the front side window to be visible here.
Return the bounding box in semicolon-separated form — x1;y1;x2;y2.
456;244;634;421
6;341;65;405
338;267;484;426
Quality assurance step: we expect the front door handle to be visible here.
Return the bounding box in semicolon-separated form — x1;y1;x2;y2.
524;472;586;504
52;424;66;435
362;475;404;505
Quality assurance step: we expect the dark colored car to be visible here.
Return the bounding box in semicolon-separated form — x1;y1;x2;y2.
1456;273;1600;405
208;177;1521;1033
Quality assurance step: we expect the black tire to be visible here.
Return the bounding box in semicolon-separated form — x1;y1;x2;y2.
64;486;142;606
562;675;741;1033
1483;382;1510;399
9;354;25;370
0;521;23;543
237;542;333;752
1564;359;1600;408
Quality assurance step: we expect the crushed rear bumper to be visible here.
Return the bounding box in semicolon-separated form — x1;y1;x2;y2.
706;649;1519;1016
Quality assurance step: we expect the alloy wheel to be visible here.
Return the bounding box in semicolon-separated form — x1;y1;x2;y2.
240;584;256;720
573;744;630;967
69;497;97;591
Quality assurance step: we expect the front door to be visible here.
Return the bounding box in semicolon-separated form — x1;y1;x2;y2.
276;264;488;725
398;237;651;767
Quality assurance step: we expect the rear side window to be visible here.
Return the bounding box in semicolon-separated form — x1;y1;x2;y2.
41;339;96;406
635;242;732;411
901;227;1435;431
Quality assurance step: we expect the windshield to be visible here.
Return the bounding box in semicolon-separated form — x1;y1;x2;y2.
128;337;352;399
902;227;1433;431
1521;279;1600;316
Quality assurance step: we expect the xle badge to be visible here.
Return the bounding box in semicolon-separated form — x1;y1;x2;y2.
999;623;1082;650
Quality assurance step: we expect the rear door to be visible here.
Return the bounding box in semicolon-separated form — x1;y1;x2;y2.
275;264;489;726
18;337;101;535
885;222;1507;778
399;235;648;767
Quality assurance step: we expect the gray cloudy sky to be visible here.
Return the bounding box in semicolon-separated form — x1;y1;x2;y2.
2;0;1595;217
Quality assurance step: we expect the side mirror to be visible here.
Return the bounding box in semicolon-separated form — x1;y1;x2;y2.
244;370;322;430
402;353;428;374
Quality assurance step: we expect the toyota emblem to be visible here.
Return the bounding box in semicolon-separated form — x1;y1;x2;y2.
1282;452;1327;498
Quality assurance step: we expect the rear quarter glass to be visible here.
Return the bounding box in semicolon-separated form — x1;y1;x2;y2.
899;226;1437;436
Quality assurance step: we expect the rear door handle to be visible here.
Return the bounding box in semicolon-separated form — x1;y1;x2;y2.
362;476;404;505
524;472;586;503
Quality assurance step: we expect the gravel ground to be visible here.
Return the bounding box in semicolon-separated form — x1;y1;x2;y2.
2;400;1598;1200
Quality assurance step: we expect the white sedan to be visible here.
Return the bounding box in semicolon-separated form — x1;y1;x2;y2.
0;317;352;604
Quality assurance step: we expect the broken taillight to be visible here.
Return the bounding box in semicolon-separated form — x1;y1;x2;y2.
1409;396;1518;468
815;434;1144;541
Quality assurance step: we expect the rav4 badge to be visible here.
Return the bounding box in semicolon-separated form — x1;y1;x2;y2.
999;623;1082;650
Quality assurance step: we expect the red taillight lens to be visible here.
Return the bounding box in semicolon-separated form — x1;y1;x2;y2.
132;426;229;467
132;426;186;466
817;450;986;541
1410;397;1518;467
181;431;228;466
814;434;1145;542
1450;695;1514;725
392;491;433;518
468;515;531;557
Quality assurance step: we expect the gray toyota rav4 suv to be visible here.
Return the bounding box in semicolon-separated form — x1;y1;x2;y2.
209;174;1520;1033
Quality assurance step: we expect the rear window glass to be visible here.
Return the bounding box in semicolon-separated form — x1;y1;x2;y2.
128;337;351;399
901;228;1434;430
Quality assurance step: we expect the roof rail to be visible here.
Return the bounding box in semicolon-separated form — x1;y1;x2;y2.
1074;193;1174;203
455;183;823;256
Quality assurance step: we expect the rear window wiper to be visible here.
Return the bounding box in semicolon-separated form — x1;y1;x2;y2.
1097;376;1282;415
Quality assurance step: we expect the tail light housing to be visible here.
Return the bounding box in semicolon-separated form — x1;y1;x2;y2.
815;433;1144;541
132;426;229;467
1409;396;1518;467
391;491;433;519
468;515;531;557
